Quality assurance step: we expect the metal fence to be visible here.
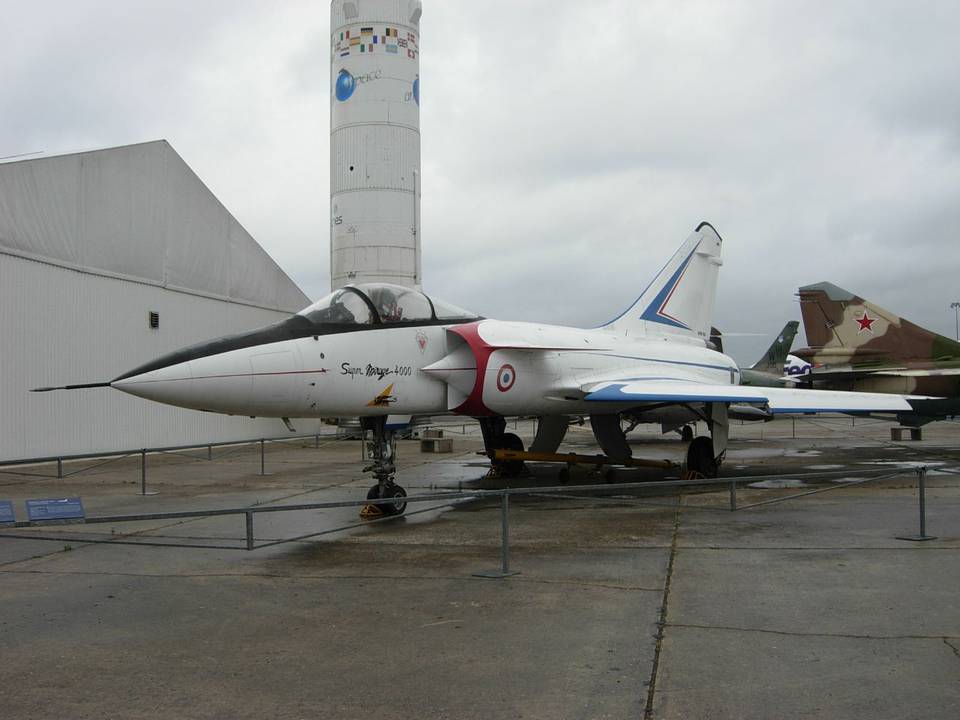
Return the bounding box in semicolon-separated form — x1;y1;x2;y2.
0;466;942;575
0;431;363;493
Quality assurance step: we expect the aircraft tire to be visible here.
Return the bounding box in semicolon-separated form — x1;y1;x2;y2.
686;436;718;478
680;425;694;442
366;483;408;515
384;485;407;515
499;433;525;475
367;485;407;515
501;433;524;451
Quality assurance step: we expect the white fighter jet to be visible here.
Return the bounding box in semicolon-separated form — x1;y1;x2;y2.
37;223;922;514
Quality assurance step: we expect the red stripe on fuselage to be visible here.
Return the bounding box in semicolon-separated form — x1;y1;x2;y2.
448;321;496;416
117;369;330;385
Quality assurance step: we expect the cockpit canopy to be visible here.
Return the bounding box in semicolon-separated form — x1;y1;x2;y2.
299;283;479;326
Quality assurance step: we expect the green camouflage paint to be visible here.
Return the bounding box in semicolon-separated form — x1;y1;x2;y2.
793;281;960;421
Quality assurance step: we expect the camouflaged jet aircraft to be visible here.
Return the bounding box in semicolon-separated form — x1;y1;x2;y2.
35;225;930;515
793;282;960;424
740;321;800;388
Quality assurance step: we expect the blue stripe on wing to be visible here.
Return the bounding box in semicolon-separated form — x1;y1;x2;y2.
585;383;768;404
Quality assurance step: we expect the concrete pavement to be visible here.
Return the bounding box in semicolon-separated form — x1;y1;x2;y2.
0;419;958;719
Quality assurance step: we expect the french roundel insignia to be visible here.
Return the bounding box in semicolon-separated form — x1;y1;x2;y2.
496;364;516;392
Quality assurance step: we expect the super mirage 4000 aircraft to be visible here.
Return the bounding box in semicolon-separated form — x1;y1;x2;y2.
37;223;926;514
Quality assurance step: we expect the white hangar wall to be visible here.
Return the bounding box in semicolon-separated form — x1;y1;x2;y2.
0;141;324;461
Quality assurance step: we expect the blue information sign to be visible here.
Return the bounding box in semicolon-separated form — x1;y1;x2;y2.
0;500;14;524
26;497;85;523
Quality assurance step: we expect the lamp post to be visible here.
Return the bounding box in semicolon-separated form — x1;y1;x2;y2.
952;302;960;341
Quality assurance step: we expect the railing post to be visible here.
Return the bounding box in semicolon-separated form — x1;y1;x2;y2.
919;466;928;537
245;511;254;551
260;439;265;475
729;478;737;511
140;449;147;495
57;458;63;479
473;489;519;578
897;466;937;542
207;444;212;461
500;490;510;574
315;434;320;449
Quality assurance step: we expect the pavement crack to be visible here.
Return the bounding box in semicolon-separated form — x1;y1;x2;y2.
511;577;660;592
944;638;960;661
0;567;660;590
666;622;960;642
644;494;682;720
675;545;959;551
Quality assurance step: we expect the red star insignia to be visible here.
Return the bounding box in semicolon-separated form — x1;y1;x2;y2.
856;311;876;333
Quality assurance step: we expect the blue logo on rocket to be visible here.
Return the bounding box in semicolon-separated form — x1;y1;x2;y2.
335;69;355;101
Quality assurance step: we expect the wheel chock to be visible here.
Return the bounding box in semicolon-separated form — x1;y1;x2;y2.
359;504;385;520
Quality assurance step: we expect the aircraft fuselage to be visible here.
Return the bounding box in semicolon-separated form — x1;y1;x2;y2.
112;319;742;420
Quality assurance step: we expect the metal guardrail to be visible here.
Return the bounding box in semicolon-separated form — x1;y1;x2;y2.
0;432;364;491
0;466;940;574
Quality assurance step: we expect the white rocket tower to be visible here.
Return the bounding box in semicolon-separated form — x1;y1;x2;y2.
330;0;423;289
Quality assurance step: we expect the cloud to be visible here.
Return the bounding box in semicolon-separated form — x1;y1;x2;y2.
2;0;959;362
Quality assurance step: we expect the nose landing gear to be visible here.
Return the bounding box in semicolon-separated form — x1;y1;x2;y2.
359;416;408;518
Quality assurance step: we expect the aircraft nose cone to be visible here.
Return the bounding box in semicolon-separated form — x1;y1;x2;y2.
113;350;255;414
112;362;194;406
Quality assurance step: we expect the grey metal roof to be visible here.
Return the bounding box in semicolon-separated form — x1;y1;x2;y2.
0;140;309;313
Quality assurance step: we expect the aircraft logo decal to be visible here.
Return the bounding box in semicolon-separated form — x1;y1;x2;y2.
341;363;412;380
784;361;814;376
415;330;428;353
366;383;397;407
496;364;516;392
856;311;876;333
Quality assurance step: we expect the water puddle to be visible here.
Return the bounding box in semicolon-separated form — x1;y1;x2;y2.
748;478;807;489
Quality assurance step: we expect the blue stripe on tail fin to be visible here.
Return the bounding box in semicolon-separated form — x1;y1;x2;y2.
600;222;723;343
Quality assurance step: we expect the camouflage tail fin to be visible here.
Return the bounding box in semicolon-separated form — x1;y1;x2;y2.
797;282;960;364
750;321;799;372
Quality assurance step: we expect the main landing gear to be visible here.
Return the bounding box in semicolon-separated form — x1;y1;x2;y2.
682;403;729;478
359;416;408;518
685;436;718;477
478;416;528;478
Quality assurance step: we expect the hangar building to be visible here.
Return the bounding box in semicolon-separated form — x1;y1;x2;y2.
0;140;323;462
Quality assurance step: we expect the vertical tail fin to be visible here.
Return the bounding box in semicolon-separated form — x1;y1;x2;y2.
600;222;723;343
798;282;960;364
750;321;799;372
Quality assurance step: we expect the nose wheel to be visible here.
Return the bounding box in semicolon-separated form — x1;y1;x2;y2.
361;482;408;518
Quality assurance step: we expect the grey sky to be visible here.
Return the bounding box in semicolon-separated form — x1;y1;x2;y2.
3;0;959;363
